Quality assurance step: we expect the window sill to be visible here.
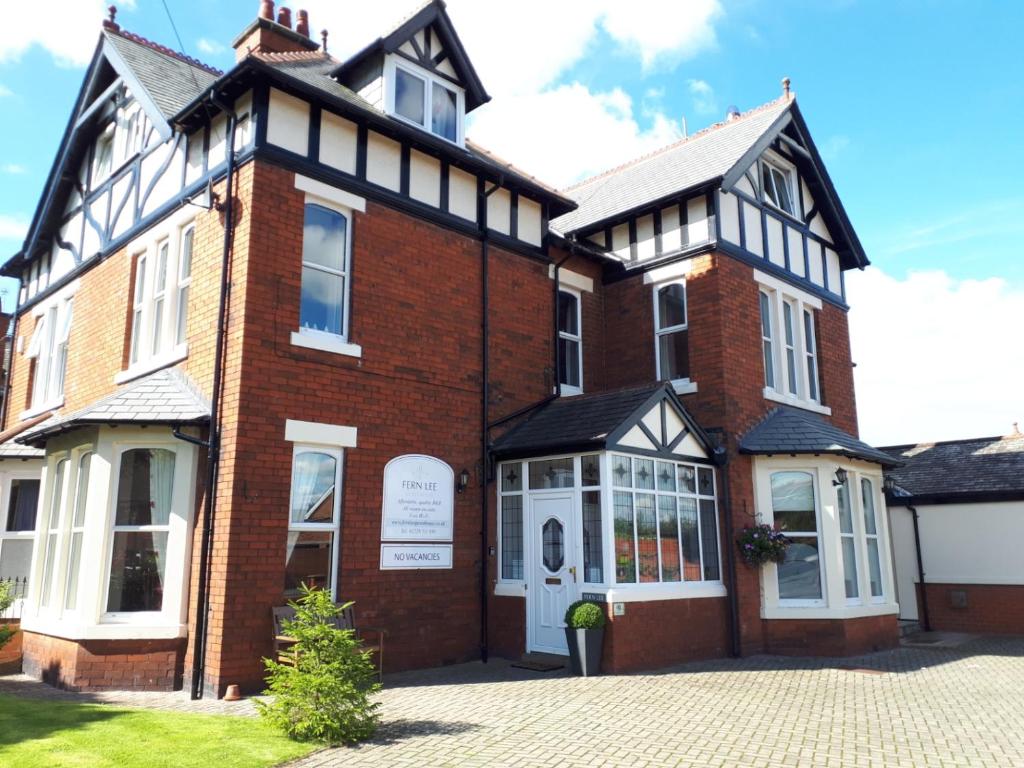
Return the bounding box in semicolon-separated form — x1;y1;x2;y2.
290;331;362;359
560;386;582;397
671;379;698;395
115;345;189;385
20;614;187;641
493;582;526;598
762;602;898;621
600;582;727;603
20;400;64;421
763;388;831;416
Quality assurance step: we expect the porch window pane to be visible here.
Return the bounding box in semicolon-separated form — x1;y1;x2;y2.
612;455;632;487
658;495;681;582
285;530;333;596
697;467;714;496
770;472;817;533
656;461;675;492
699;499;720;581
635;494;658;583
613;491;636;583
777;536;822;600
115;450;175;527
634;458;654;490
500;495;523;580
679;498;701;581
582;491;603;583
580;455;600;487
500;462;522;493
528;458;573;490
677;465;696;494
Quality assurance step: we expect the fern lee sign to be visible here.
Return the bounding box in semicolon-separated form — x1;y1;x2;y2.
379;455;455;570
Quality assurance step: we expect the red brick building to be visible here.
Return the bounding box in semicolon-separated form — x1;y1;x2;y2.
0;2;901;696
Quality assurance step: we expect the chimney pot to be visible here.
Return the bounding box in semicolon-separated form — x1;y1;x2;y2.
259;0;274;21
296;10;310;37
103;4;120;31
277;6;292;28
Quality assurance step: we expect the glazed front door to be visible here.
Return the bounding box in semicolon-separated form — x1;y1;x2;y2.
527;494;577;655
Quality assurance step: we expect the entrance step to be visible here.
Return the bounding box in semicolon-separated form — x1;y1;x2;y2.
511;653;566;673
898;620;921;638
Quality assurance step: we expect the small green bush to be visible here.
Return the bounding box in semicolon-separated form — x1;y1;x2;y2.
564;600;606;630
0;580;14;650
256;586;381;744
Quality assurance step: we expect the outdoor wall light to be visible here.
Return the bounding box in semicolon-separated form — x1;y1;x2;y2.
457;468;470;494
833;467;848;487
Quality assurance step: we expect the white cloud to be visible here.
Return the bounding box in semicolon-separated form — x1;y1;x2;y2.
196;38;225;56
848;267;1024;446
0;213;29;241
0;0;136;67
687;78;717;115
1;164;26;174
600;0;723;70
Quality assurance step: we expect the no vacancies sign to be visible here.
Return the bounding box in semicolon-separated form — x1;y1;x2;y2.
380;454;454;543
380;544;453;570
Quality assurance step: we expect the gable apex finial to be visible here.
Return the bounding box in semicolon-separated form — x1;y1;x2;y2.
321;28;328;53
103;5;120;31
782;76;792;100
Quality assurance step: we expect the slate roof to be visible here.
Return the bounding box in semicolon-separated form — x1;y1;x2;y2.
105;29;221;120
0;413;54;459
552;99;791;234
17;368;210;447
491;384;666;458
739;406;900;467
880;433;1024;502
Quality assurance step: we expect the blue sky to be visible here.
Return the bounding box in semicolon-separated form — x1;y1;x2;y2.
0;0;1020;443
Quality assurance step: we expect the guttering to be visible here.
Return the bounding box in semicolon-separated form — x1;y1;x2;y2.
189;89;237;700
908;504;931;631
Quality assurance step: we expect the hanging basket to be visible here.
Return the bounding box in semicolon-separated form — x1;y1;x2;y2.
736;523;790;567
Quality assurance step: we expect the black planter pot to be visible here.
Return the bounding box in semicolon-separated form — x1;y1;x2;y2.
564;627;604;676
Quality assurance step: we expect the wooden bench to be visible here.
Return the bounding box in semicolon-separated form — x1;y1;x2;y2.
272;604;386;680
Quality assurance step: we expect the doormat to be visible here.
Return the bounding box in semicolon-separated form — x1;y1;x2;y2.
511;660;565;672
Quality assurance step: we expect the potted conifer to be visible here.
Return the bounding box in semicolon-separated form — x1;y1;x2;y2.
563;600;606;677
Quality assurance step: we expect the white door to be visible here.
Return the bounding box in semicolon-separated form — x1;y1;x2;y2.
527;494;577;655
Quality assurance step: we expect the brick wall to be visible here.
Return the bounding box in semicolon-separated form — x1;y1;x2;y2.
762;613;898;656
920;583;1024;635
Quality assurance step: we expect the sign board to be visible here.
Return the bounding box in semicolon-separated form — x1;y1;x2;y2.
381;454;454;542
380;544;453;570
580;592;608;603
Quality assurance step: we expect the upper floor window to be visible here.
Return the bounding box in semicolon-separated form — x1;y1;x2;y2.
654;282;689;384
387;57;463;145
26;298;73;411
125;219;193;377
761;159;795;216
557;290;582;395
300;203;351;339
758;276;824;412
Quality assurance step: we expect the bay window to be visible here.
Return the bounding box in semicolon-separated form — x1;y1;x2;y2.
558;290;582;395
287;446;342;598
861;478;884;600
757;272;825;412
39;459;68;609
770;471;823;603
63;452;92;612
836;478;859;601
654;282;690;384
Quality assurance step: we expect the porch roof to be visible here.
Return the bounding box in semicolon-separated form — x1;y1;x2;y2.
490;383;719;463
738;406;901;468
16;368;210;448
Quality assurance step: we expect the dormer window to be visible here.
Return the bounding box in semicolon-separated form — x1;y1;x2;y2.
761;158;795;216
386;56;463;145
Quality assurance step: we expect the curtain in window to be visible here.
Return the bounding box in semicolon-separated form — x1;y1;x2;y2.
6;480;40;532
290;452;337;524
149;449;175;527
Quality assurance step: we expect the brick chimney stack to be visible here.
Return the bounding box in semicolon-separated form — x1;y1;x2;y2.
232;1;320;62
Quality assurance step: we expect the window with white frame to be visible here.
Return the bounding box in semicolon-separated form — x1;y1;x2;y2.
39;458;69;610
761;158;795;216
611;455;719;585
125;219;193;376
26;298;73;411
654;282;690;384
0;477;42;586
287;446;343;598
770;471;823;602
388;57;463;144
300;203;351;340
558;290;582;394
106;448;176;613
498;463;524;581
63;451;93;612
758;277;824;410
861;478;884;600
836;477;859;601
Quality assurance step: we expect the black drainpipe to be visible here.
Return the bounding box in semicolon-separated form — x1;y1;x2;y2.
478;178;501;664
908;504;931;631
716;447;741;657
188;91;237;700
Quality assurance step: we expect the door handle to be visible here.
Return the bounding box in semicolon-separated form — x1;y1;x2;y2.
568;566;577;583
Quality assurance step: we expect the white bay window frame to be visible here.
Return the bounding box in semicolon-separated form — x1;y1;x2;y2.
754;456;897;620
118;210;194;383
755;270;827;415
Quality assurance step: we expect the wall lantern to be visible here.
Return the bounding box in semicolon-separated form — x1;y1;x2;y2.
457;468;470;494
832;467;848;487
882;476;896;494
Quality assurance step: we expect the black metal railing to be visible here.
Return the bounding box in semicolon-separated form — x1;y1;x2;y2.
0;577;28;620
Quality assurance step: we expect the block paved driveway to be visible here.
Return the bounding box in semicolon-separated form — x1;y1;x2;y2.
292;634;1024;768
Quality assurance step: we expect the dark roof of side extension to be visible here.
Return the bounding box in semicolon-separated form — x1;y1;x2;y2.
880;433;1024;503
739;406;901;468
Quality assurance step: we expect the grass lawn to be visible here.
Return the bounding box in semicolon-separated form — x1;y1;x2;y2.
0;693;319;768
